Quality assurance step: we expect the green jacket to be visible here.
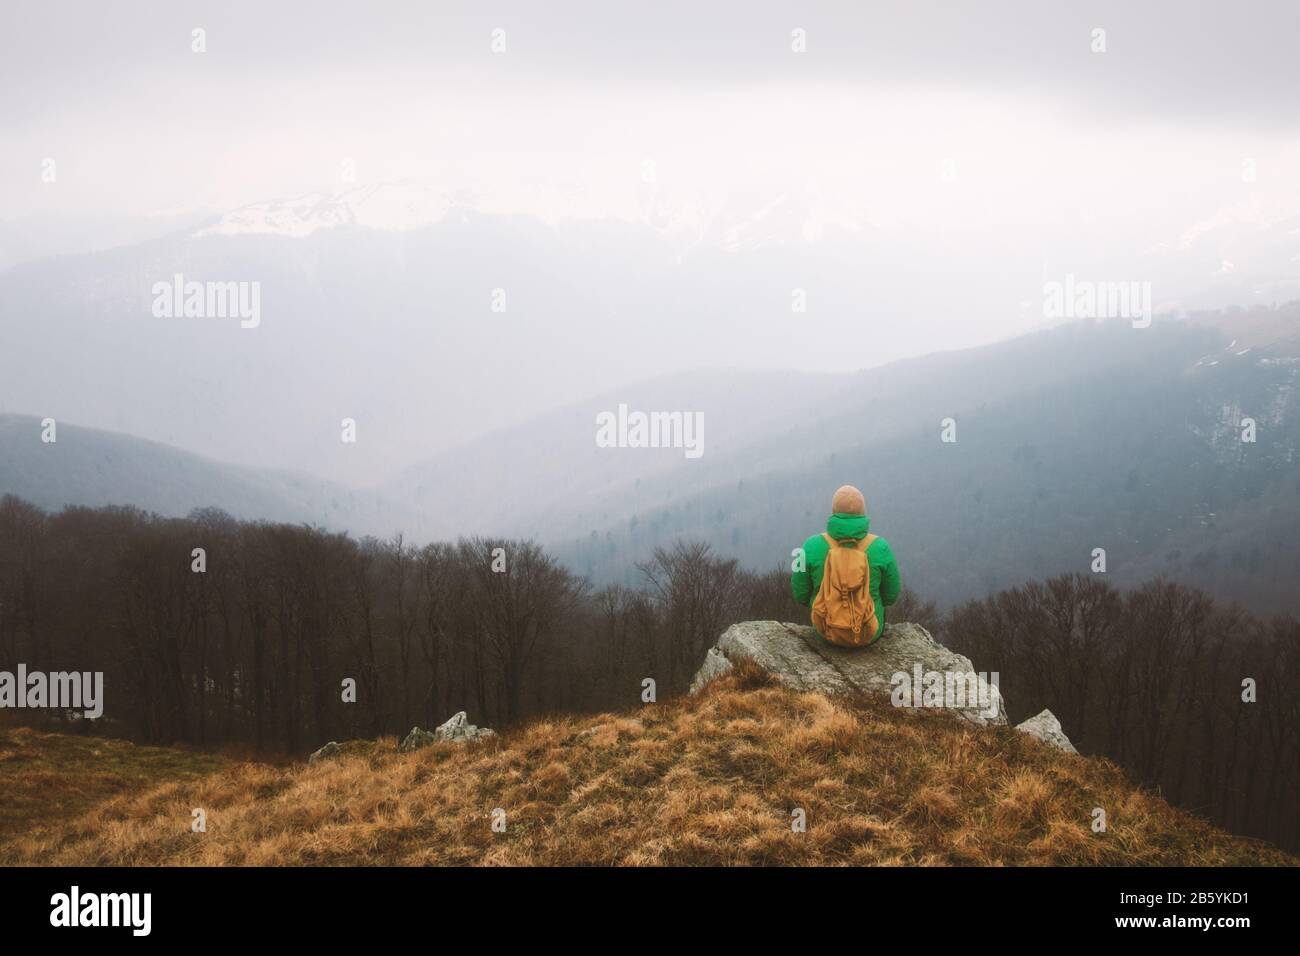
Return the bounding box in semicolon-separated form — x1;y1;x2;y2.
791;513;901;639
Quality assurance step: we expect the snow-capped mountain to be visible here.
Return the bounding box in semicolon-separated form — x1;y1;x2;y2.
8;170;1298;494
193;182;460;238
638;187;868;257
1140;196;1300;308
192;179;867;255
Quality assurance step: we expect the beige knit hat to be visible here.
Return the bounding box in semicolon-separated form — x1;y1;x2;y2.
831;484;866;515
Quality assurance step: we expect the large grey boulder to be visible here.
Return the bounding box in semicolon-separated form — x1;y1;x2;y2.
1014;709;1078;754
690;621;1006;726
400;711;495;752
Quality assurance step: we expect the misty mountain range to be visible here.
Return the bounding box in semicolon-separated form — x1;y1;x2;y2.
3;278;1297;612
3;180;1298;483
3;185;1299;612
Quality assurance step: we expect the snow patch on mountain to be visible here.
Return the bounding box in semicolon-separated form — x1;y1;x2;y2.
193;183;455;238
193;180;866;253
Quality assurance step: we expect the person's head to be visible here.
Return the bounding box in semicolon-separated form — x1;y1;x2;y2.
831;484;866;516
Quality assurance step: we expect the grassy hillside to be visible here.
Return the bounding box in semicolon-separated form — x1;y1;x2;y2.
2;661;1290;866
0;725;231;845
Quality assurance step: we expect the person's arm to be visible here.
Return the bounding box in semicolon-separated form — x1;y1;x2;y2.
877;539;901;607
791;539;814;607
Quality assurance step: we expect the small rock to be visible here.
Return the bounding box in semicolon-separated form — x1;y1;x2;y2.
400;711;495;752
688;646;734;694
1014;709;1078;753
399;727;440;752
308;741;342;764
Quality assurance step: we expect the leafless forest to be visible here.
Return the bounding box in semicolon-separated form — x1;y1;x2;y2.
0;494;1295;852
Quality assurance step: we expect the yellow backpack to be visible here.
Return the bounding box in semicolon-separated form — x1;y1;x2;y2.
811;532;879;647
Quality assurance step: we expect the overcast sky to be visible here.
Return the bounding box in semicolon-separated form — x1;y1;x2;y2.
3;0;1297;219
2;2;1298;403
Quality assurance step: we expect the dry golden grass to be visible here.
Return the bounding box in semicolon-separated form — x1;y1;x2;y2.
0;725;232;845
2;661;1293;866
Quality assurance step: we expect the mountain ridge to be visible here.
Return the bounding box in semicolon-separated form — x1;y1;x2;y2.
3;307;1297;611
0;413;413;536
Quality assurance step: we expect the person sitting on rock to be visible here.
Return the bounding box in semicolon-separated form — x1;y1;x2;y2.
790;484;901;647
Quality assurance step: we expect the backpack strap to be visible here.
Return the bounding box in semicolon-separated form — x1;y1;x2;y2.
824;532;877;551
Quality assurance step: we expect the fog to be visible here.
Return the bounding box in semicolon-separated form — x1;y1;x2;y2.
1;0;1298;481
